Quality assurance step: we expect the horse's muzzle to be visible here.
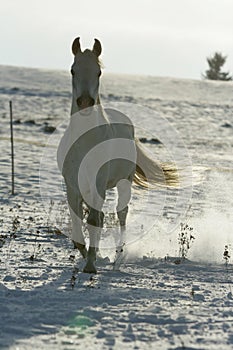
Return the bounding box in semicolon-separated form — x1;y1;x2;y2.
77;95;95;111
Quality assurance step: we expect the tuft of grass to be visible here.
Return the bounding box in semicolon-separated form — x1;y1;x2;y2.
11;216;20;238
223;244;232;295
0;234;7;248
178;223;195;261
223;245;231;266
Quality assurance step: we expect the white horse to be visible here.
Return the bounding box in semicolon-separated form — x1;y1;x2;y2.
57;37;178;273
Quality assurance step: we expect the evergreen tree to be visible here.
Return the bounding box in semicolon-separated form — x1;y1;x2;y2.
203;52;232;81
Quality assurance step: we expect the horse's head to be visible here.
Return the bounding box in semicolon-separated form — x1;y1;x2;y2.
71;37;102;113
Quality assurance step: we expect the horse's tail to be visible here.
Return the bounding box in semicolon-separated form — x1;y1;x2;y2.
133;139;180;188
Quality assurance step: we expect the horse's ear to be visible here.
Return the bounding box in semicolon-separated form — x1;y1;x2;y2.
92;38;102;57
72;37;81;55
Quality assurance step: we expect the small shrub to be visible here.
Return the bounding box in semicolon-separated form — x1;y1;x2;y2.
203;52;232;81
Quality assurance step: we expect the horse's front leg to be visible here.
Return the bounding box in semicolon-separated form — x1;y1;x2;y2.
83;208;104;274
66;184;87;259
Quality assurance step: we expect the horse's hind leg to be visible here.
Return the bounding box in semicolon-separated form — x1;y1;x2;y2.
117;207;128;233
66;185;87;258
114;179;132;267
116;179;131;232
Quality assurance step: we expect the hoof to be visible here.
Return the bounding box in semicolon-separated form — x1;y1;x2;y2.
83;261;97;274
73;241;87;259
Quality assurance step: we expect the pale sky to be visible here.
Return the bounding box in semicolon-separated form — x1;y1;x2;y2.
1;0;233;79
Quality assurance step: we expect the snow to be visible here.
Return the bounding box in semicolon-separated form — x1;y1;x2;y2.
0;65;233;349
1;248;233;349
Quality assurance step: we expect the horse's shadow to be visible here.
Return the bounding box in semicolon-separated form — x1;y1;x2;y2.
0;242;161;348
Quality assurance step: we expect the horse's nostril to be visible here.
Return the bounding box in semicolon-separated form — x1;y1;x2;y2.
77;97;82;107
77;96;95;108
89;97;95;106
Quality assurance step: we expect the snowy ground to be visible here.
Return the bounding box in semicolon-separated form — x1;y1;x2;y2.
1;199;233;350
1;218;233;350
0;66;233;349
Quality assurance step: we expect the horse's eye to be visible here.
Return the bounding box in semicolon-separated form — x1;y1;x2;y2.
98;71;102;77
71;68;75;76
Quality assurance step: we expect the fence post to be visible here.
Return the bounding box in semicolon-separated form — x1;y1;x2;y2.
9;101;15;195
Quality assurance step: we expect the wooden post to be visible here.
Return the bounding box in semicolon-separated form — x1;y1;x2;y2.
9;101;15;195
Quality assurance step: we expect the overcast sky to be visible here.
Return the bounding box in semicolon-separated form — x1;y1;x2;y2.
1;0;233;79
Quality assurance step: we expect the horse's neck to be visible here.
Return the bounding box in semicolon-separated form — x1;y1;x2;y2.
71;97;79;115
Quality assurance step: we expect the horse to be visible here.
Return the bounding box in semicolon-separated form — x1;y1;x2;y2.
57;37;179;273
